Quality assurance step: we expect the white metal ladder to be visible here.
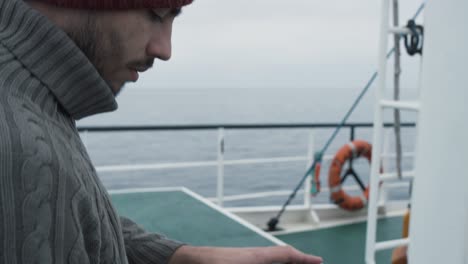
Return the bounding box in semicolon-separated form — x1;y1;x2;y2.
365;0;423;263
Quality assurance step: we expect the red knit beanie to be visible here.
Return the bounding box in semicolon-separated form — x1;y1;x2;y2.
37;0;194;10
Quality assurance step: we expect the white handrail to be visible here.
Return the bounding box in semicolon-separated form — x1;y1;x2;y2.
375;238;410;251
206;182;410;203
92;125;415;212
95;153;414;173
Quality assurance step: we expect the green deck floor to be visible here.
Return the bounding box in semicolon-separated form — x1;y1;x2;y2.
276;217;403;264
111;189;403;263
111;190;276;247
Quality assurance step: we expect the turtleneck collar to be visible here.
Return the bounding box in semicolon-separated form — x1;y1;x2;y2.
0;0;118;120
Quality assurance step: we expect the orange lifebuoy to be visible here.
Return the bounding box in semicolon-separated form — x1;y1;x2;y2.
392;208;410;264
328;140;373;211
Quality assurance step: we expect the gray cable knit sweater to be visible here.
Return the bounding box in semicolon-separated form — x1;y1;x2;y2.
0;0;184;263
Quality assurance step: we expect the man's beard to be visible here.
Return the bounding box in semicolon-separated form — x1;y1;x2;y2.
64;15;155;95
64;15;118;94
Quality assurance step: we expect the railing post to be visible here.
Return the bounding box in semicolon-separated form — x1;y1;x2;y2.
350;125;356;141
217;127;225;207
380;128;391;209
305;130;314;208
305;130;320;224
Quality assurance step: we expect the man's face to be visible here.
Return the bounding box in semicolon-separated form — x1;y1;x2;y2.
67;8;179;95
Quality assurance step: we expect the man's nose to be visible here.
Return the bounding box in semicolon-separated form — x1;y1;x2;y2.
146;31;172;61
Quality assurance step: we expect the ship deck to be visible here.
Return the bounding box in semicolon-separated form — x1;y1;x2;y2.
110;188;404;264
276;217;403;264
110;188;280;247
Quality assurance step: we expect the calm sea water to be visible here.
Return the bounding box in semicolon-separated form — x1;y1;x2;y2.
78;87;418;206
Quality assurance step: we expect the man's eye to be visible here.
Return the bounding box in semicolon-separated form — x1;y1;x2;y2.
148;11;163;23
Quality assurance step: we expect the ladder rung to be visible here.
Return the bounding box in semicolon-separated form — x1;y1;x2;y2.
388;27;412;35
375;238;410;251
380;171;415;181
380;100;420;111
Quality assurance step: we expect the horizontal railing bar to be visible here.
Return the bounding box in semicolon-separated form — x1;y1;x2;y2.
207;182;410;202
388;27;412;35
96;156;312;172
77;122;416;132
208;190;298;202
375;238;410;251
380;100;421;111
96;152;415;173
380;171;416;181
224;156;307;165
97;161;217;172
381;152;414;158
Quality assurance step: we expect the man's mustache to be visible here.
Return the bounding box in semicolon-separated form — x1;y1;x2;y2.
129;58;154;70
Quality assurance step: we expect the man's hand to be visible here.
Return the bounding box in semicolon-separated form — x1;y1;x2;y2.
169;245;323;264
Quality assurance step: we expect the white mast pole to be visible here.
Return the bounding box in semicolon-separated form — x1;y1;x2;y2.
409;0;468;263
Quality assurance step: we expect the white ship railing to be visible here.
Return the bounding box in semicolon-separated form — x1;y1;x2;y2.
79;123;415;208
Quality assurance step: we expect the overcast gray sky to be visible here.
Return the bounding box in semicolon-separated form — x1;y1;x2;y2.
128;0;425;90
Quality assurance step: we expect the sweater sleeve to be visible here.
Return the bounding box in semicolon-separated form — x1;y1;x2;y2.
120;216;186;264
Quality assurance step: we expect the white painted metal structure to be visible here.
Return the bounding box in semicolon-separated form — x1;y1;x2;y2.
408;0;468;263
365;0;421;262
92;130;412;208
217;127;225;206
367;0;468;263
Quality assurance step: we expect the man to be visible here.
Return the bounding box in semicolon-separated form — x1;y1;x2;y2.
0;0;323;263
